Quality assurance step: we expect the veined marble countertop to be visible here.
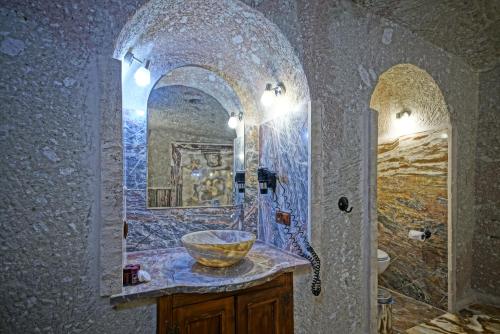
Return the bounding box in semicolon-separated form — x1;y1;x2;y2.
110;241;309;305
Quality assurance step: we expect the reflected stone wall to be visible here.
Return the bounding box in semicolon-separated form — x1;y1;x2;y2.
147;85;236;190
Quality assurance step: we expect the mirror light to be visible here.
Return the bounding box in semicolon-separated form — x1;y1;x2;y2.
393;108;417;137
227;112;242;129
261;84;275;107
260;82;286;107
123;51;151;87
134;60;151;87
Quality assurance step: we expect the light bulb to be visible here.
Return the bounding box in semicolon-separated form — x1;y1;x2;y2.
260;89;274;107
227;113;239;129
134;61;151;87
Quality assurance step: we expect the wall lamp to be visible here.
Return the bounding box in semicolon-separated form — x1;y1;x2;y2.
227;112;243;129
260;82;286;107
123;51;151;87
396;108;412;119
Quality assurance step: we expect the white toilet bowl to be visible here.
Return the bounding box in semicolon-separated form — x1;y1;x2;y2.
377;249;390;274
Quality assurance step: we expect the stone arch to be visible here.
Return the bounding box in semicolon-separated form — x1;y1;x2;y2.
370;63;450;142
370;63;455;311
114;0;311;125
101;0;313;296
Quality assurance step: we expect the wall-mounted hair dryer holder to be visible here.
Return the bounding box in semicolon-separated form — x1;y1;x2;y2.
258;167;277;194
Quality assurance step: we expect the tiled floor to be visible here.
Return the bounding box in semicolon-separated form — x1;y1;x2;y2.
388;289;445;334
406;303;500;333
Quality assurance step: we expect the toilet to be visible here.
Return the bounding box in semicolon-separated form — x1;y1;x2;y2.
377;249;390;274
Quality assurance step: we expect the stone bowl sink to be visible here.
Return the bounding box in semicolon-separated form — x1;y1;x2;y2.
181;230;256;267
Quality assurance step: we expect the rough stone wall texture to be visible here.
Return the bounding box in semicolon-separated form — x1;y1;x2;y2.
155;66;245;123
251;1;479;331
352;0;500;71
371;63;449;142
0;1;157;333
472;65;500;299
0;1;489;334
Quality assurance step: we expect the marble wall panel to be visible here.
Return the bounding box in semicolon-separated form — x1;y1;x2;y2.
258;112;309;251
378;128;448;309
123;108;242;250
126;189;241;251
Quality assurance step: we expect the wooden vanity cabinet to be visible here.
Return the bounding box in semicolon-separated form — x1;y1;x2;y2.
157;273;293;334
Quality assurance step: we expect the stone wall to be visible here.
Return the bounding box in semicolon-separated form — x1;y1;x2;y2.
0;1;489;333
0;1;157;332
472;65;500;300
254;1;478;331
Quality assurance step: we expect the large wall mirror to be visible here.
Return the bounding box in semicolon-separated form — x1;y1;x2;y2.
147;69;244;208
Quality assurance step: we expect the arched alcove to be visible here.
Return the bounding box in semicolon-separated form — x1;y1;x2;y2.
370;64;453;311
102;0;312;299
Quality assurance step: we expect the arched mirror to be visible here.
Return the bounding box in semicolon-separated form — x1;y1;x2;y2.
146;69;245;208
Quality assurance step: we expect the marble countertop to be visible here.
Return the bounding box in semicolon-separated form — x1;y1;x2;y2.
110;241;310;305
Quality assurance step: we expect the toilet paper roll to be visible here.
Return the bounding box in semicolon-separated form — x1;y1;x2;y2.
408;230;425;241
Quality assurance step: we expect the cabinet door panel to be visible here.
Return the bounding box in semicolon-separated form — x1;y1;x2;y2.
237;287;293;334
174;296;234;334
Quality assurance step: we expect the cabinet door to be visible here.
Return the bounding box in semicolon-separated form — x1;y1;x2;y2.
174;296;235;334
236;287;293;334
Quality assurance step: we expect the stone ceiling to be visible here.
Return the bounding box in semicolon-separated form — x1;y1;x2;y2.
353;0;500;71
115;0;310;125
370;64;448;142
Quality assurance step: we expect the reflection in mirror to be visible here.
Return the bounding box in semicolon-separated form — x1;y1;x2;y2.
147;82;244;208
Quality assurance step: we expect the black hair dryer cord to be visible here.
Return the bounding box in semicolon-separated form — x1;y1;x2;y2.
303;241;322;296
284;225;321;296
273;179;321;296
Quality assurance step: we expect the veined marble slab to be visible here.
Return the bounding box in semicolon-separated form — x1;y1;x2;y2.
110;241;309;305
406;304;500;334
378;128;448;309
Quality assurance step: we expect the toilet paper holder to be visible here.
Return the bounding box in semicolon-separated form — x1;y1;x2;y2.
408;227;432;241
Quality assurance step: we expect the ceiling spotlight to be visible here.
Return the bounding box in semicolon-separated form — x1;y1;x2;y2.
123;51;151;87
261;82;286;107
227;112;243;129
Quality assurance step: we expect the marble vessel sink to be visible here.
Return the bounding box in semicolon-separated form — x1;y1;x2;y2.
181;230;256;267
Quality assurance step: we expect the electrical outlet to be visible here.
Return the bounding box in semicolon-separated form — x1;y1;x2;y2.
279;175;289;184
276;210;291;225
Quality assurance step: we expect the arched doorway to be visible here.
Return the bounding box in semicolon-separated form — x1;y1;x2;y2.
370;64;454;315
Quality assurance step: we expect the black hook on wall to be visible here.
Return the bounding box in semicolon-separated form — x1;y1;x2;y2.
338;196;353;213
